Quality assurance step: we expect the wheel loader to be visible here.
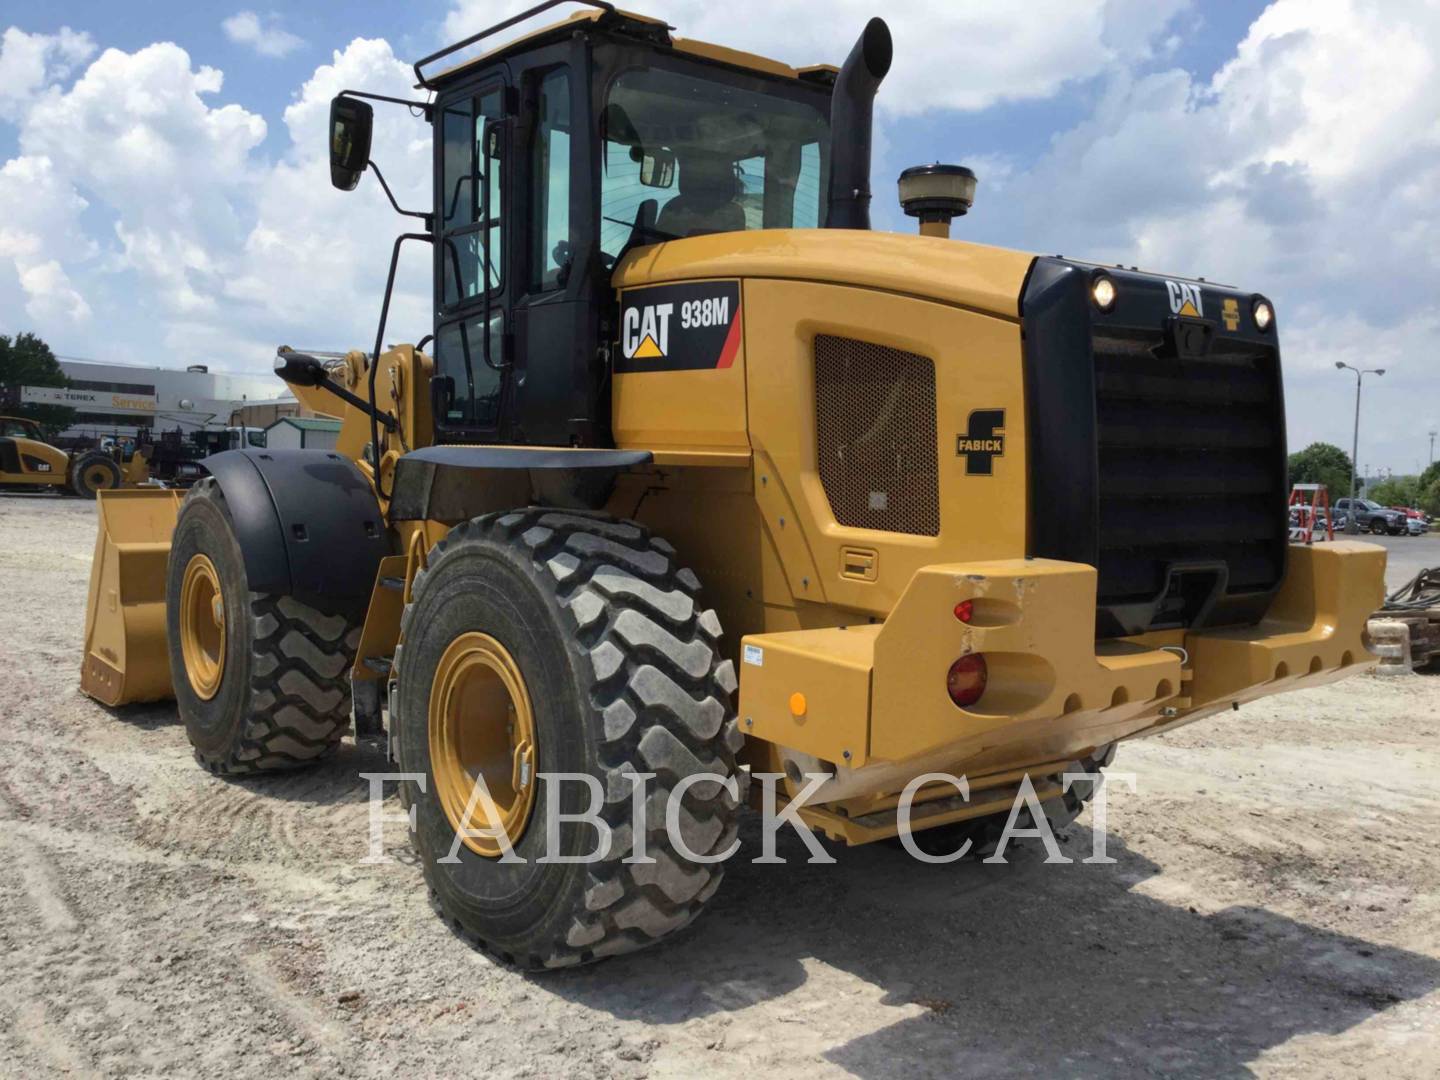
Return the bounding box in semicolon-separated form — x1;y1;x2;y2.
80;1;1386;968
0;414;139;497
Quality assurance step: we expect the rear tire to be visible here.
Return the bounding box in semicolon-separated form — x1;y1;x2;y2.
166;478;360;774
393;509;744;968
68;452;122;498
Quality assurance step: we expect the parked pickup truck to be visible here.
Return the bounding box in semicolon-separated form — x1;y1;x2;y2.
1334;498;1408;535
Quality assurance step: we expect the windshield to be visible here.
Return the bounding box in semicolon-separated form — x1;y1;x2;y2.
599;63;830;259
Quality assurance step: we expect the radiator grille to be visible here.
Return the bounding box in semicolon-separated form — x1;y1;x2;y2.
1093;328;1286;621
814;335;940;536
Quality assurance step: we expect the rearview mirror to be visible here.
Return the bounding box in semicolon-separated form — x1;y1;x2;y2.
329;96;374;191
637;146;676;189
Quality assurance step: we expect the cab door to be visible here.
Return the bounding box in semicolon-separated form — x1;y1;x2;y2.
431;79;513;442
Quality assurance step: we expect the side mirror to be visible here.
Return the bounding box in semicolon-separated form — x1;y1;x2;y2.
329;96;374;191
636;146;676;189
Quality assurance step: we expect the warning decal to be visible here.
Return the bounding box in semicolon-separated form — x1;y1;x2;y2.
616;281;742;373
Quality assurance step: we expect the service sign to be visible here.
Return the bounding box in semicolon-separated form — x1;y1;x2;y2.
616;281;742;373
21;385;157;412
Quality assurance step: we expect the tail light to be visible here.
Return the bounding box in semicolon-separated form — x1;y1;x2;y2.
946;654;988;707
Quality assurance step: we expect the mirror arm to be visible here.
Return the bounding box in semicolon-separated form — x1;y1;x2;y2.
337;89;433;122
368;160;432;227
370;233;435;497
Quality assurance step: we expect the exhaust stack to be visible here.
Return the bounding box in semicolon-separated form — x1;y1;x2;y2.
825;17;893;230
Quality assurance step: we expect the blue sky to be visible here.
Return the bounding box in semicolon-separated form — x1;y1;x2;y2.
2;1;1437;476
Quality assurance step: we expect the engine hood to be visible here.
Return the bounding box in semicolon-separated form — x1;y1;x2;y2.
612;229;1036;320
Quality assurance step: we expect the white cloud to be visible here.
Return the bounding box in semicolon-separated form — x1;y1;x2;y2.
442;0;1190;114
0;26;94;120
221;11;304;59
958;0;1440;470
223;38;434;352
0;154;94;323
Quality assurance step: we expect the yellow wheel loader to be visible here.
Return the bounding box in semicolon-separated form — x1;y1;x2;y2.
81;1;1386;967
0;414;136;497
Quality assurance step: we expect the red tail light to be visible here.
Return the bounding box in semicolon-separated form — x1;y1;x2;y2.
946;653;988;707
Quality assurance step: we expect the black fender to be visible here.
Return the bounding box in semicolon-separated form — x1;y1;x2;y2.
389;444;653;521
199;449;389;621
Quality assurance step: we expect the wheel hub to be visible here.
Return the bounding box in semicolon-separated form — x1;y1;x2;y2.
179;553;226;700
429;632;537;858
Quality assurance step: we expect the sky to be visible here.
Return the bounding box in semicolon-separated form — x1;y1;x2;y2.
1;0;1437;476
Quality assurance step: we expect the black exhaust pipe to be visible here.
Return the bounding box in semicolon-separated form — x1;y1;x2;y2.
825;17;893;230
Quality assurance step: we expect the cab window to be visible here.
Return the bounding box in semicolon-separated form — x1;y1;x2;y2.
599;65;829;259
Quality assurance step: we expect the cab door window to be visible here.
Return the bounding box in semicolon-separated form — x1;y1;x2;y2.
531;68;572;291
439;87;504;307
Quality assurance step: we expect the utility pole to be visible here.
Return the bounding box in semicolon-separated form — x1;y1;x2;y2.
1335;363;1385;533
1430;429;1436;466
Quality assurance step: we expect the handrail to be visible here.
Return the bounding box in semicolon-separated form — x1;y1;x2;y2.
413;0;615;88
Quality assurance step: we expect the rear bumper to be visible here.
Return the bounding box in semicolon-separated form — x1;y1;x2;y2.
738;541;1385;836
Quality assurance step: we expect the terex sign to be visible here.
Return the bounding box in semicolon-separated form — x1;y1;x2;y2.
20;385;157;412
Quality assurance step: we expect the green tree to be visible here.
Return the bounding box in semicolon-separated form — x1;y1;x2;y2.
1418;460;1440;494
0;332;76;438
1287;442;1353;502
1370;475;1419;508
1420;478;1440;517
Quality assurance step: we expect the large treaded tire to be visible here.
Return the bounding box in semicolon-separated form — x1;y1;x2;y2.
166;478;360;775
393;508;744;968
68;451;122;498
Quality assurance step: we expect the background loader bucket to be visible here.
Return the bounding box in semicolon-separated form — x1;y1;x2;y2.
81;488;183;706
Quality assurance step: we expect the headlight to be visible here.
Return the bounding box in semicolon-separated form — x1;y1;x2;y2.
1091;275;1117;312
1253;298;1274;331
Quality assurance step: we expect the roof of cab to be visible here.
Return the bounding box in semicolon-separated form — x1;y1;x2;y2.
423;7;838;88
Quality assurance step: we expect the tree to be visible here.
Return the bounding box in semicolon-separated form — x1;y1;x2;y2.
1287;442;1353;502
1370;475;1419;508
1419;460;1440;494
1420;477;1440;517
0;332;76;438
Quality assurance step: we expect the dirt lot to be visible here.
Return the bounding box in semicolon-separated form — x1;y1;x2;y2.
2;493;1438;1079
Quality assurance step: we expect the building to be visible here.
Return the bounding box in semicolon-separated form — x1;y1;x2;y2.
26;357;292;441
263;416;343;450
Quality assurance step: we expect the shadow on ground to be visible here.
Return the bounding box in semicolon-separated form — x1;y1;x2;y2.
529;818;1440;1078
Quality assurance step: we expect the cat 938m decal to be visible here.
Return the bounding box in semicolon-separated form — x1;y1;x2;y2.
616;281;742;373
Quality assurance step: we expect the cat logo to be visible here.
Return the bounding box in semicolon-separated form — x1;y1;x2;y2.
622;302;673;360
1221;297;1240;331
956;409;1006;476
1165;280;1204;318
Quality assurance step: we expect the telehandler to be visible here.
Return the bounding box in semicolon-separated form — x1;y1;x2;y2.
1;414;134;496
81;2;1386;967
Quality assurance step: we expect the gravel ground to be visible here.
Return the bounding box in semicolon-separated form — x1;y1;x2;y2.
2;493;1438;1079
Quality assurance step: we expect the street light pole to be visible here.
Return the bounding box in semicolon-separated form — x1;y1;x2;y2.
1335;362;1385;533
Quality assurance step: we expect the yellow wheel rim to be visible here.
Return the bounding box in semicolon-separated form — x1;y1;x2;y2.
179;553;226;700
84;464;113;490
429;632;538;858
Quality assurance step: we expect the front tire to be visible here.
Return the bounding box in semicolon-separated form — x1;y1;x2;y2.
394;509;744;968
68;452;121;498
166;479;360;774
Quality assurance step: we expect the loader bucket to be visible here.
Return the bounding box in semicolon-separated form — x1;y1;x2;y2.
80;487;183;706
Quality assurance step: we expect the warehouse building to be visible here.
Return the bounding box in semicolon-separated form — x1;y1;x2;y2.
23;357;292;441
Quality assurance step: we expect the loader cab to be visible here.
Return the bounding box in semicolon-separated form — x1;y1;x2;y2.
415;9;835;449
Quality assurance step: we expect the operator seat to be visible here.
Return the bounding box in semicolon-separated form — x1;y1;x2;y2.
655;154;745;238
